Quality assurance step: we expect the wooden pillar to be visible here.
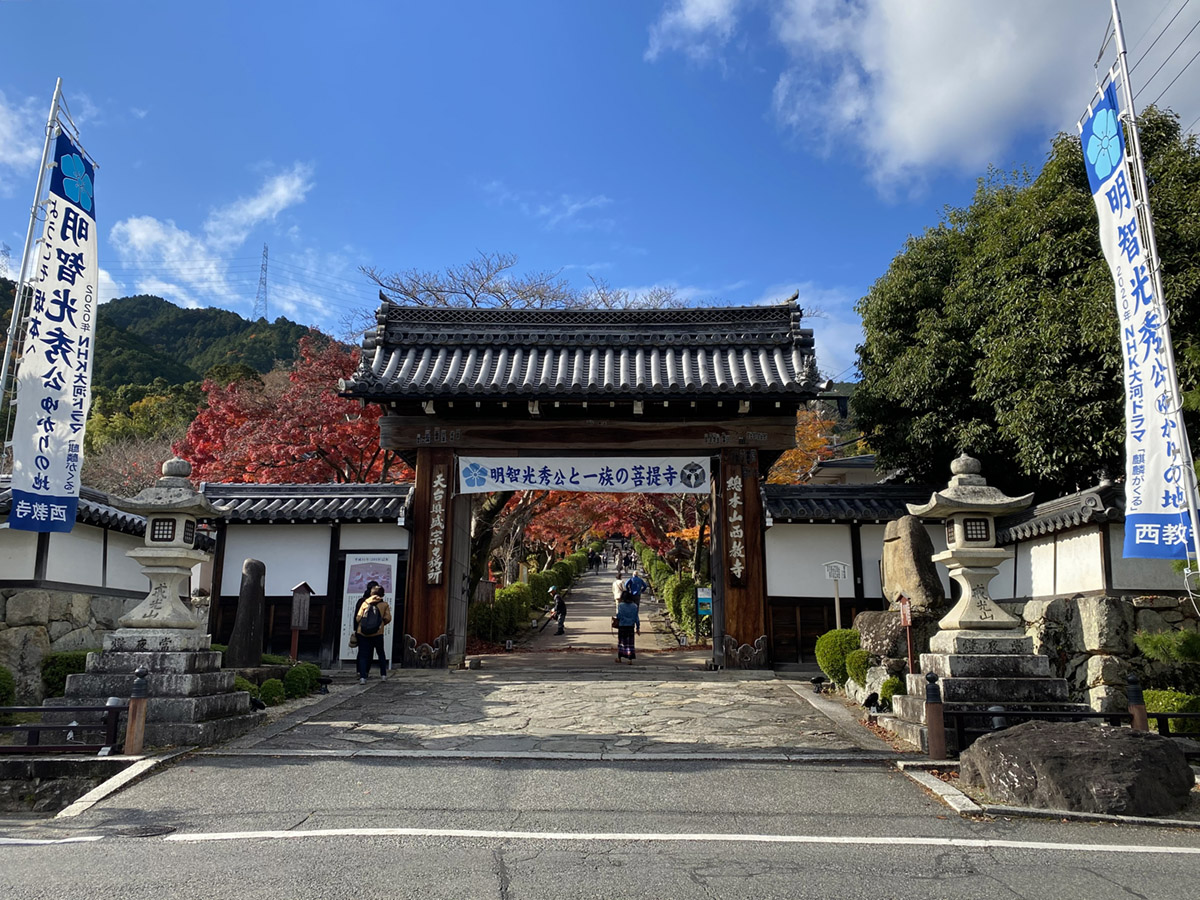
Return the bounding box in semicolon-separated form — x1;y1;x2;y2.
403;447;454;661
718;448;768;666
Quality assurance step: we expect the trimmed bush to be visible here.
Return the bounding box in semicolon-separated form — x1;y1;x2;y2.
283;666;310;699
567;551;589;575
845;649;871;687
296;662;322;692
664;573;697;638
1135;629;1200;663
260;678;286;706
41;649;96;698
550;561;574;590
880;676;906;708
1143;689;1200;734
233;675;260;699
528;571;552;607
814;629;860;685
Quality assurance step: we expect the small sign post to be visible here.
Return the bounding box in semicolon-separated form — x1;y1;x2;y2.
898;592;915;674
823;561;850;630
290;581;314;662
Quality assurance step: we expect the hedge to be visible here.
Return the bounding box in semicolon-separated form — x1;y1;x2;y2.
845;649;871;687
41;649;96;698
814;629;860;685
283;666;311;699
664;573;697;638
260;678;286;706
1143;689;1200;733
567;551;589;576
0;665;15;724
880;676;906;708
468;582;535;640
233;675;260;699
528;571;553;607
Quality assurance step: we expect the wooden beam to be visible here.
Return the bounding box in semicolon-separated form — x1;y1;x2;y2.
380;416;796;452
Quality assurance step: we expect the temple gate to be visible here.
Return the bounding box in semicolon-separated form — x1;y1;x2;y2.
340;301;824;668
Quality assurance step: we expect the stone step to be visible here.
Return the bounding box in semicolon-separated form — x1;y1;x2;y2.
64;670;235;699
874;715;929;752
84;650;224;675
929;631;1033;655
906;674;1070;703
142;711;265;748
920;653;1051;679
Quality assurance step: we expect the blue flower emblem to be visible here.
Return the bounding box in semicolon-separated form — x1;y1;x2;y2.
60;153;93;211
463;462;488;489
1086;108;1122;182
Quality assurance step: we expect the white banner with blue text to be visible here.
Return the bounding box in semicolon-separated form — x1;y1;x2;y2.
1081;82;1192;559
9;132;97;532
457;456;711;494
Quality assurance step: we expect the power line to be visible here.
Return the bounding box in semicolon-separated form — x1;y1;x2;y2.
1148;42;1200;107
1134;13;1200;101
1131;0;1192;73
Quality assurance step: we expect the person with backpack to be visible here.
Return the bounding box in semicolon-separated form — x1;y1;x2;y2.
624;571;647;605
355;584;392;684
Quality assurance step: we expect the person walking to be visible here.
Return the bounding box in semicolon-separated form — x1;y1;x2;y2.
615;590;640;663
611;573;625;611
355;584;391;684
551;585;567;635
625;570;648;605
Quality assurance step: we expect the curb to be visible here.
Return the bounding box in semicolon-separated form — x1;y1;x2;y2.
197;747;902;765
894;761;982;815
55;747;193;819
780;682;904;755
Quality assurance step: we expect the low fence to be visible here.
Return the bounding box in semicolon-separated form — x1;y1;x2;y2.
0;702;126;755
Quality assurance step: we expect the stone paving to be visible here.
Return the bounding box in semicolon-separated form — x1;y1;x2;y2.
211;571;888;760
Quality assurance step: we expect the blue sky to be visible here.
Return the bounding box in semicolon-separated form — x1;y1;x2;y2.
2;1;1199;383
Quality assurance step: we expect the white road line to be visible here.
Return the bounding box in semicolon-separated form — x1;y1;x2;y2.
165;827;1200;855
0;836;104;846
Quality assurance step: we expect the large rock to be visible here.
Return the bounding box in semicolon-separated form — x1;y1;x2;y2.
225;559;266;668
960;720;1193;817
854;609;939;660
881;516;946;611
1077;595;1134;655
0;625;51;702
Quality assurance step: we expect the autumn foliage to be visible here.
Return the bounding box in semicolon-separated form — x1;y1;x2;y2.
175;333;410;484
766;408;839;484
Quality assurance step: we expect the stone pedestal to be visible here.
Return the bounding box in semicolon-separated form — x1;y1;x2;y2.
55;649;263;747
879;630;1084;753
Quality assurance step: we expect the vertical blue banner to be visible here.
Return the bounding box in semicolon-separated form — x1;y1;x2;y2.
8;131;97;532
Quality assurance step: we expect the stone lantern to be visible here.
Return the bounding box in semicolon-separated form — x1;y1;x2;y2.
104;456;221;652
906;454;1033;632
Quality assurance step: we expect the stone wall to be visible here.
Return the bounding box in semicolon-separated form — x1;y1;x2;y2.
0;588;139;703
999;594;1200;712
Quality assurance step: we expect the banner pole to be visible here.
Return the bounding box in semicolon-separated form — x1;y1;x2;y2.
0;78;63;425
1109;0;1200;576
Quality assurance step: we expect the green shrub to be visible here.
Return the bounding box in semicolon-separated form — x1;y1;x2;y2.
296;662;322;692
567;551;588;575
528;571;552;607
550;561;574;590
880;676;906;708
0;664;16;723
260;678;286;706
1143;689;1200;734
814;629;860;685
262;652;292;666
664;573;697;637
283;666;310;699
41;649;96;698
469;582;536;640
233;675;260;699
845;649;871;686
1134;629;1200;663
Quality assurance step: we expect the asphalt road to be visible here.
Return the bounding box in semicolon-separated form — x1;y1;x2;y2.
5;755;1200;899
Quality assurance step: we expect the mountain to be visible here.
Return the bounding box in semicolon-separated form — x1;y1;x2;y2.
1;281;315;391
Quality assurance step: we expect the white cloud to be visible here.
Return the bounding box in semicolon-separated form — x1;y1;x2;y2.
753;279;861;380
0;89;43;196
204;162;314;250
109;164;315;309
648;0;1200;184
646;0;744;62
97;268;124;303
130;107;149;120
483;180;615;231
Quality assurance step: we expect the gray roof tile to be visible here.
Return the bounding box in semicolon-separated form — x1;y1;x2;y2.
200;482;413;523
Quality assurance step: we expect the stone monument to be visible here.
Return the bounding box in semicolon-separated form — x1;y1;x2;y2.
880;454;1081;752
57;458;263;746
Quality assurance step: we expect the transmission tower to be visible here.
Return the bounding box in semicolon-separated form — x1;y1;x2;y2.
253;243;268;320
0;243;11;280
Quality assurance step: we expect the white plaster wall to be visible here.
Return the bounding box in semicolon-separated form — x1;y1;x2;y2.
0;528;38;579
765;524;853;598
860;524;886;599
339;523;409;550
1053;527;1105;594
1028;536;1057;597
1109;523;1189;591
1014;541;1034;598
221;524;332;595
925;524;953;597
990;553;1017;600
46;526;103;585
107;531;149;591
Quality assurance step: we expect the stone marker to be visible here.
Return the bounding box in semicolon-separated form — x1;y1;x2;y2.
959;720;1194;817
880;515;946;612
224;559;266;668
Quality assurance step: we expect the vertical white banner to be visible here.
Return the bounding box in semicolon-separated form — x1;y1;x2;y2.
8;131;97;532
339;553;398;659
1080;81;1193;559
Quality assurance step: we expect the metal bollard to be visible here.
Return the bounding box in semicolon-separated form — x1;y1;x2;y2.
123;666;150;755
925;672;946;760
1127;672;1148;732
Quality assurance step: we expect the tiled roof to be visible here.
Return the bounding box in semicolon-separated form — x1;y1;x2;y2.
0;479;146;536
341;301;820;400
764;484;936;522
996;483;1123;543
200;482;413;523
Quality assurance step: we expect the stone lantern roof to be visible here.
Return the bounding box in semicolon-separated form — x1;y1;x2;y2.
110;457;220;518
906;453;1033;518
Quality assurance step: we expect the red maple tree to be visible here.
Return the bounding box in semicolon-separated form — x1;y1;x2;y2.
175;333;410;484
